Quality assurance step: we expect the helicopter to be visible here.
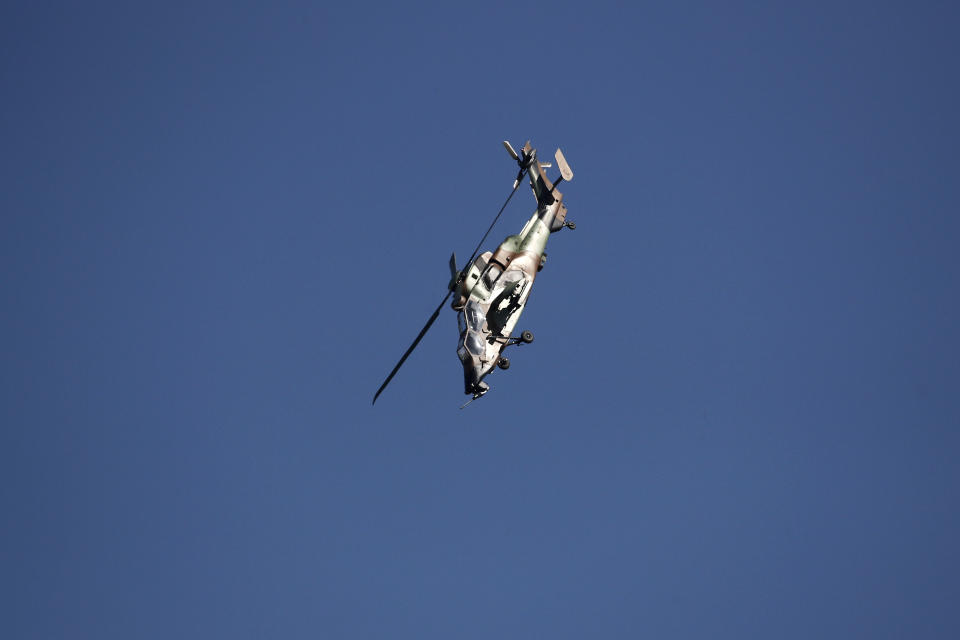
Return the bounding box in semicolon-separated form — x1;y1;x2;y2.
373;140;575;407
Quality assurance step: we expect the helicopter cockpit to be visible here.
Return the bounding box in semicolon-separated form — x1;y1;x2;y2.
457;299;493;393
457;300;488;356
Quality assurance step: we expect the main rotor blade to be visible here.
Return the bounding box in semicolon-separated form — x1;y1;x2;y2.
463;168;527;270
372;289;454;405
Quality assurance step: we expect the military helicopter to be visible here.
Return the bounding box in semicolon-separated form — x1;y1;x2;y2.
373;140;575;407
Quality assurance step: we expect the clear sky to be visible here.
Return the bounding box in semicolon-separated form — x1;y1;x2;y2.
3;1;959;638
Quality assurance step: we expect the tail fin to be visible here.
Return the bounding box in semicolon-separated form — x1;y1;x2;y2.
447;252;458;291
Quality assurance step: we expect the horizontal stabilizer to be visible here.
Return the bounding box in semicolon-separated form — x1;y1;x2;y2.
555;148;573;181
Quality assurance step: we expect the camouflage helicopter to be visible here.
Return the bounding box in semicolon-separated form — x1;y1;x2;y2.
373;140;575;407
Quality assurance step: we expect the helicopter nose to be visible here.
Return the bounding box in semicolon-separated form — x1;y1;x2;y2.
461;360;485;394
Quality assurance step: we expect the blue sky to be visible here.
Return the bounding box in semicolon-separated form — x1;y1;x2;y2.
3;1;959;638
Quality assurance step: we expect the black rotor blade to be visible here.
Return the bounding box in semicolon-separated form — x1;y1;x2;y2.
462;166;528;270
372;289;454;405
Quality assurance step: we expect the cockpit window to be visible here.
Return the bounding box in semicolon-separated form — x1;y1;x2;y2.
461;300;488;356
482;264;502;288
465;301;484;332
466;333;485;355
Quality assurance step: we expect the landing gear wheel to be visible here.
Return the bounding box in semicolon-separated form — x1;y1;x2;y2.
565;221;576;230
520;331;534;344
497;357;511;370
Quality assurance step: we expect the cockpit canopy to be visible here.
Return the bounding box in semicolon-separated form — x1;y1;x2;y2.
482;263;502;289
